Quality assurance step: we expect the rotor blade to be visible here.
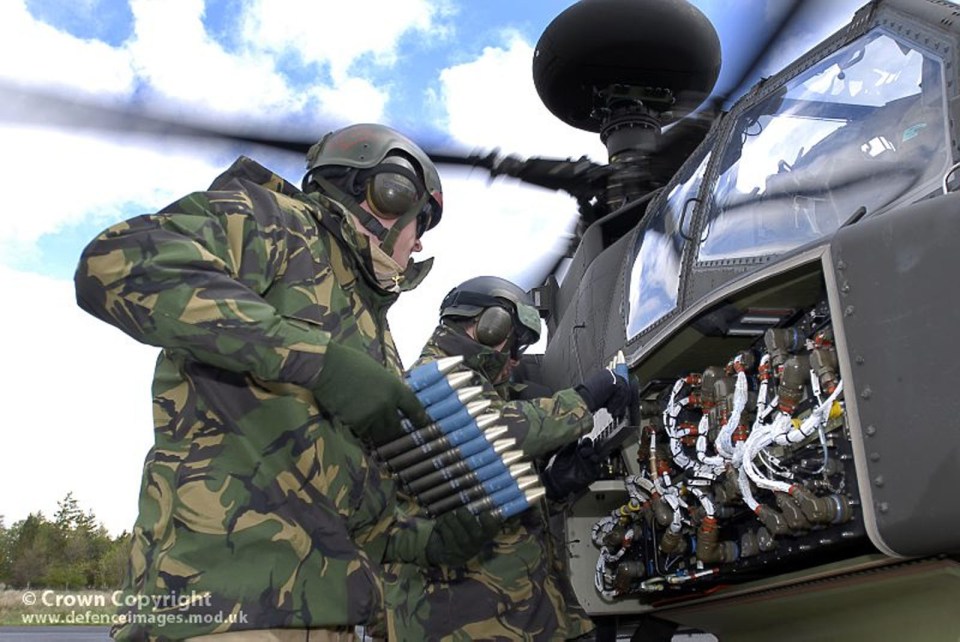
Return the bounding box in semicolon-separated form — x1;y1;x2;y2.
407;147;610;205
0;81;490;168
490;156;605;198
0;82;612;204
707;0;868;110
0;81;318;154
653;107;717;174
654;0;854;168
714;0;804;109
640;1;804;169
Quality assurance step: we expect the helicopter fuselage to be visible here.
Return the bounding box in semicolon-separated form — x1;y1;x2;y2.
533;1;960;639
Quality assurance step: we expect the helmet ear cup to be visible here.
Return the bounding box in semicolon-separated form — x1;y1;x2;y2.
367;156;419;217
475;306;514;348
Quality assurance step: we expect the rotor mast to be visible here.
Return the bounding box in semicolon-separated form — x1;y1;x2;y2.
532;0;721;215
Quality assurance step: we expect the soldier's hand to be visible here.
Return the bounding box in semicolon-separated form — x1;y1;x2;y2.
311;342;430;445
541;438;603;502
576;367;632;419
424;506;500;567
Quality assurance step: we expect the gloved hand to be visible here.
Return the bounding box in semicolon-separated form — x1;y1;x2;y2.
311;342;430;445
424;506;501;567
576;367;632;419
541;438;603;501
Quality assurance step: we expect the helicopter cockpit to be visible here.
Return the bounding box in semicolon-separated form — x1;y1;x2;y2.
622;23;950;342
697;29;947;263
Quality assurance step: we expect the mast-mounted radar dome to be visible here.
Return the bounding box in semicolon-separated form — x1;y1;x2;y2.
533;0;721;133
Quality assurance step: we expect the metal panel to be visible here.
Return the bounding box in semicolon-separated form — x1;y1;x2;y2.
541;231;632;391
829;191;960;557
563;480;647;615
660;558;960;641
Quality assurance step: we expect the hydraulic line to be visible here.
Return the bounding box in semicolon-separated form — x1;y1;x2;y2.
716;368;749;459
587;319;852;598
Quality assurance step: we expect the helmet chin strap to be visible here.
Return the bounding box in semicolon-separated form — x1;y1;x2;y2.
308;174;427;256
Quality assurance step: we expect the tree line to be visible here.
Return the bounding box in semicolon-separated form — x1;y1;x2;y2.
0;493;131;589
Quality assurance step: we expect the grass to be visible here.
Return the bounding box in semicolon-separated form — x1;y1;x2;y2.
0;589;120;626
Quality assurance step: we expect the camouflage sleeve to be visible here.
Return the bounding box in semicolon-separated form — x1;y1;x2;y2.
500;388;593;458
74;189;328;387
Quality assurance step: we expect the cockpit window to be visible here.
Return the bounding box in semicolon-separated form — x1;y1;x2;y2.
699;30;947;262
627;151;710;338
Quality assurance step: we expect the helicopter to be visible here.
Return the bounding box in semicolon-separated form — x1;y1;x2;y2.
521;0;960;640
423;0;960;638
5;0;960;640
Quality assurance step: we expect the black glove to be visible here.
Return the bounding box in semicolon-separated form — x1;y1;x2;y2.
541;438;603;501
311;342;429;445
576;368;632;419
425;506;501;567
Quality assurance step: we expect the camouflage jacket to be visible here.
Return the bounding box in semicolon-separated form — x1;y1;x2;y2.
74;156;432;640
384;324;596;641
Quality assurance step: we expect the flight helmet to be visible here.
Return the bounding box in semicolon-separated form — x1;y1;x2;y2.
440;276;542;357
303;123;443;252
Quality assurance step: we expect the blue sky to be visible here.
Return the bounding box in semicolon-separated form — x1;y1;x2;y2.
0;0;868;535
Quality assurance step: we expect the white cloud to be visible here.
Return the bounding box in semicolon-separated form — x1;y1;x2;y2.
0;0;134;96
0;267;157;535
0;0;401;135
0;125;227;264
233;0;454;123
440;31;608;162
126;0;310;119
241;0;449;82
314;77;389;124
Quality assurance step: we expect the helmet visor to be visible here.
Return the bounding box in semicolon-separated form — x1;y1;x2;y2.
419;189;442;236
511;300;542;357
415;198;440;238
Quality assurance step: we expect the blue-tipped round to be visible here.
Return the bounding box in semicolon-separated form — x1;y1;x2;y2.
377;402;493;461
496;488;547;520
478;472;513;495
404;356;464;391
415;441;498;482
436;404;483;433
415;371;471;406
490;484;525;507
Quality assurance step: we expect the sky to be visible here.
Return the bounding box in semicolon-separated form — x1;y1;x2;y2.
0;0;869;536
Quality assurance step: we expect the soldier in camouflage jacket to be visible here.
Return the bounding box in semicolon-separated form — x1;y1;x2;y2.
384;276;632;641
74;124;483;641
